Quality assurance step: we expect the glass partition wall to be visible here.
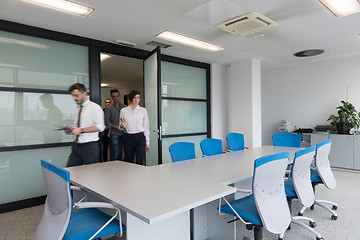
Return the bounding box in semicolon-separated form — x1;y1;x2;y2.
0;30;88;206
161;61;209;164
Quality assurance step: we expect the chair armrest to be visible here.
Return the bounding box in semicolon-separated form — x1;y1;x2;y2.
74;202;124;237
70;186;87;204
218;197;252;226
236;188;252;193
74;201;118;210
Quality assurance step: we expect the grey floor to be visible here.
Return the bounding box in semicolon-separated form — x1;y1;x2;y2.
0;169;359;240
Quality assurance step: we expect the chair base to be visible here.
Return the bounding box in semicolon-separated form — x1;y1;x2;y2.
299;199;338;220
279;216;322;240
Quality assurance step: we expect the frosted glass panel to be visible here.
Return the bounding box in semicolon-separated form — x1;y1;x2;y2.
144;51;159;166
0;146;71;204
0;91;76;147
161;61;206;99
162;100;207;135
0;30;88;90
162;135;207;164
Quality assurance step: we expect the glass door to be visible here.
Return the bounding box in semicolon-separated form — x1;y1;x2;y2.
144;47;161;166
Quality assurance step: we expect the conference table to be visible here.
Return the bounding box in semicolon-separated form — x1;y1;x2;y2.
65;146;300;240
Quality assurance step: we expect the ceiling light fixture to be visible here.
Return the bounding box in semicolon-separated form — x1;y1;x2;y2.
101;83;109;87
22;0;94;17
319;0;360;17
100;53;111;61
156;31;224;52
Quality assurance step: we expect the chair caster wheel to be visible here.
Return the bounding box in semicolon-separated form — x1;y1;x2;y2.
310;205;315;210
279;238;284;240
309;221;317;228
316;237;323;240
298;212;303;216
331;215;337;220
332;205;337;210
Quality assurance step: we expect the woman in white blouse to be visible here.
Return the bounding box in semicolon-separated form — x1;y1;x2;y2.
120;90;150;165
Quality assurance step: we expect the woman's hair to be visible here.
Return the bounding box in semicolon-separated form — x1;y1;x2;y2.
128;90;141;102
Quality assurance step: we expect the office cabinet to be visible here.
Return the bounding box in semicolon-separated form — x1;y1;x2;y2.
310;133;329;146
329;134;354;169
310;133;358;170
353;136;360;170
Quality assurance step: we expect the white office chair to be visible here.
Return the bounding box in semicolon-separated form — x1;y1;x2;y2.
219;152;291;240
280;147;323;240
299;139;338;220
34;160;125;240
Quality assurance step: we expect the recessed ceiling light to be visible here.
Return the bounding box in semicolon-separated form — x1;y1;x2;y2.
319;0;360;17
100;53;111;61
156;31;224;52
101;83;109;87
114;40;137;47
293;49;324;57
22;0;94;17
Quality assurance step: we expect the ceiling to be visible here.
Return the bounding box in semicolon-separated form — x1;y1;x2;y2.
1;0;360;71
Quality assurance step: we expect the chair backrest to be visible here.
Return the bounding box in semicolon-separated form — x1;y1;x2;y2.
272;132;302;148
34;160;72;240
169;142;196;162
200;138;223;156
291;147;316;207
315;139;336;189
253;152;291;234
226;132;244;151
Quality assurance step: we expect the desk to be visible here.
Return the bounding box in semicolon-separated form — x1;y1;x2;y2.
65;146;299;240
66;161;235;240
153;146;299;240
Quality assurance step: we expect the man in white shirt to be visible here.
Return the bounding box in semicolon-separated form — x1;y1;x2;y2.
65;83;105;167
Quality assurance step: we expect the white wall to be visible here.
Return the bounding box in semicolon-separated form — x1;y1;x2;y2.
228;59;262;148
262;55;360;145
211;63;229;149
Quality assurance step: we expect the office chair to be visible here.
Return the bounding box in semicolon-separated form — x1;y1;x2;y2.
272;132;302;148
34;160;125;240
200;138;223;156
280;147;323;240
226;132;245;151
219;152;291;240
169;142;196;162
299;139;338;220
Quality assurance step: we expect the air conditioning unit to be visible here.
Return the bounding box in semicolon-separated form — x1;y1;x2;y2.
216;12;278;36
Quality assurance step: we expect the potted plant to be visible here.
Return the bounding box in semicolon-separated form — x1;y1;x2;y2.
327;101;360;134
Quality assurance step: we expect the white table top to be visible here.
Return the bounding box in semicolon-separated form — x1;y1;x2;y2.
66;161;235;224
65;146;299;224
154;146;299;185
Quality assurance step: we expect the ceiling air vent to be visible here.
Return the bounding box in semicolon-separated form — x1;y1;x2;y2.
146;41;172;49
293;49;324;57
216;12;278;36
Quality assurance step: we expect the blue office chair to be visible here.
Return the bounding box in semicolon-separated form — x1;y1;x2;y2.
280;147;323;240
272;132;302;148
226;132;245;151
169;142;196;162
299;139;338;220
219;152;291;240
34;160;125;240
200;138;223;156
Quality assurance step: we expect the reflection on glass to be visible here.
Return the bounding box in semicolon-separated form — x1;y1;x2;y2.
161;61;206;99
162;135;207;164
0;91;76;146
0;146;71;204
0;30;89;90
162;100;207;135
